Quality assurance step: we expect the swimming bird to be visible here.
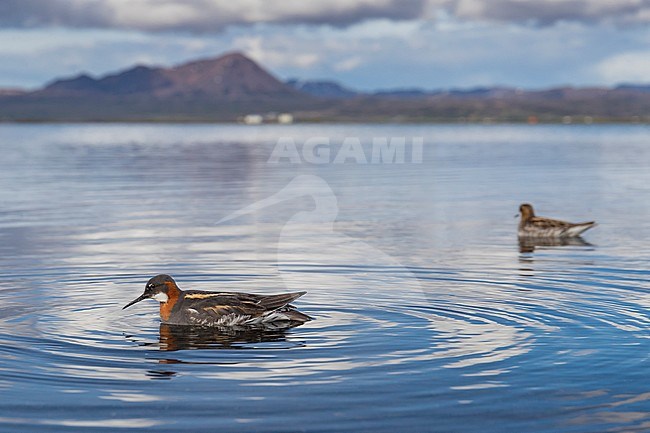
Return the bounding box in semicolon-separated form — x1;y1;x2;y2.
517;203;596;238
123;274;311;327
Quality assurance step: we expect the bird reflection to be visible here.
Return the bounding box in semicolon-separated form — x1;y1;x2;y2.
144;323;304;379
518;236;593;253
157;323;299;352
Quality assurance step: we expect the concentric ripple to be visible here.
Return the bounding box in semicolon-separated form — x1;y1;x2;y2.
2;259;649;432
1;124;650;432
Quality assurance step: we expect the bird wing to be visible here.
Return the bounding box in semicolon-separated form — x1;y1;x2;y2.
529;216;573;229
563;221;596;236
181;291;308;325
196;295;266;316
256;291;307;310
184;291;306;311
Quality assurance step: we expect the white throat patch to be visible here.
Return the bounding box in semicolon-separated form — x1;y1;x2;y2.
152;292;169;303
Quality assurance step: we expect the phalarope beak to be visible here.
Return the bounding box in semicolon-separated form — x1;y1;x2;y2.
123;293;149;310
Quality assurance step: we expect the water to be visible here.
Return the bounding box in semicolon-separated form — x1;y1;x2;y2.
0;123;649;432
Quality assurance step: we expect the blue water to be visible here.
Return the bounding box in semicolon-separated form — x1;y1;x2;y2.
0;123;649;432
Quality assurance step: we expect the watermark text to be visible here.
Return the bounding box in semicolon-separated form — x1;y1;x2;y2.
268;136;424;164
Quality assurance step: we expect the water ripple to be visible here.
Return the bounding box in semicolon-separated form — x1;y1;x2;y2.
1;124;649;432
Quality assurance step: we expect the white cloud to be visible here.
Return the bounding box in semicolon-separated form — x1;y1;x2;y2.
232;36;321;69
334;57;363;72
1;8;649;90
596;51;650;84
0;28;230;87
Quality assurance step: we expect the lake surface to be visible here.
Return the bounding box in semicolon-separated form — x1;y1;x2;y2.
0;123;649;432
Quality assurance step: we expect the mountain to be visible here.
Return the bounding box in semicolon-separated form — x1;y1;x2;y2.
43;73;105;95
286;79;358;98
0;52;648;122
0;52;321;122
615;84;650;93
0;88;25;96
285;81;524;100
40;52;301;100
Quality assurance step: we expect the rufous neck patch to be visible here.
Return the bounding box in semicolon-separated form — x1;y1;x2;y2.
159;282;180;321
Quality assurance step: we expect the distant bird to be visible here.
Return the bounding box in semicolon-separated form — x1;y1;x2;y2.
517;203;596;238
123;274;311;327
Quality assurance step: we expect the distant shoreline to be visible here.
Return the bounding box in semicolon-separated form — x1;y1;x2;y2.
1;52;648;126
1;117;647;125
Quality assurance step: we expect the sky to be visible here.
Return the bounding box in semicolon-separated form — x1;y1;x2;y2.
0;0;649;91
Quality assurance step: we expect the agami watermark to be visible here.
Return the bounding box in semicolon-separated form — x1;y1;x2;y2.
268;136;424;164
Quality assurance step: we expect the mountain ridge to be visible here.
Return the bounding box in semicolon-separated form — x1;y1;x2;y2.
39;52;303;100
1;52;649;122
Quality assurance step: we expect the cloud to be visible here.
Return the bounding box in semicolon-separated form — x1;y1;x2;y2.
0;0;649;33
222;20;646;90
0;29;231;87
334;57;363;72
596;51;650;84
0;0;427;32
447;0;650;26
1;3;649;89
232;36;321;69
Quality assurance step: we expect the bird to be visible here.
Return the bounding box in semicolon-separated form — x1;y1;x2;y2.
517;203;596;238
123;274;311;327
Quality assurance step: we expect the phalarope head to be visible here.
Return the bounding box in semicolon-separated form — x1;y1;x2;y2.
123;274;177;309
